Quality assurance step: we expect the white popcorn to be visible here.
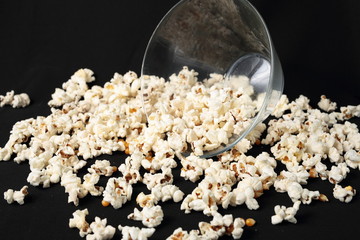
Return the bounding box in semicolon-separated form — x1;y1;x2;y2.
0;91;30;108
88;160;117;177
61;171;87;206
151;184;184;203
86;217;116;240
317;95;337;112
181;188;218;216
142;168;173;190
198;213;245;240
204;162;236;186
0;90;14;107
119;154;142;185
141;150;177;172
136;192;157;208
3;185;28;205
102;177;133;209
166;228;202;240
128;205;164;227
83;173;103;196
12;93;31;108
328;162;350;184
27;169;51;188
49;68;95;107
118;225;155;240
272;94;289;117
271;201;301;225
69;209;91;237
274;170;320;204
340;104;360;119
180;154;213;183
333;185;356;203
0;146;12;161
230;177;263;210
344;149;360;169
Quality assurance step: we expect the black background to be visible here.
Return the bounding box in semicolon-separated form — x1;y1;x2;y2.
0;0;360;239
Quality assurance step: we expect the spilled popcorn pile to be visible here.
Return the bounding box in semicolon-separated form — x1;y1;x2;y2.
1;67;360;239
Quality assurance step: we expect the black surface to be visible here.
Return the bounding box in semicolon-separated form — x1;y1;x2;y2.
0;1;360;239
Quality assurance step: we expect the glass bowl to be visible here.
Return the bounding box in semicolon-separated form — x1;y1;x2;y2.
141;0;284;158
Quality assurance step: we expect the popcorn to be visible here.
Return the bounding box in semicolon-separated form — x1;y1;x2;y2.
128;205;164;227
230;176;263;210
102;177;133;209
88;160;117;177
328;162;350;184
181;187;218;216
136;192;157;208
333;185;356;203
83;173;104;196
344;149;360;169
118;225;155;240
86;217;116;240
0;91;30;108
317;95;337;112
272;94;289;117
142;167;173;190
198;213;246;240
1;67;360;238
69;209;91;237
151;184;184;203
61;171;88;206
271;201;301;225
166;228;201;240
48;68;95;107
119;153;143;185
3;185;28;205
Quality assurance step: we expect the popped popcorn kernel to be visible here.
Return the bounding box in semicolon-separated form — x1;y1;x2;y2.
271;201;301;225
3;185;28;205
127;205;164;227
69;208;91;237
118;225;155;240
0;91;30;108
86;217;116;240
333;184;356;203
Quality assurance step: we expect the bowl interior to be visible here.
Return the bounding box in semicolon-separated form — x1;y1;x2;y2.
141;0;284;157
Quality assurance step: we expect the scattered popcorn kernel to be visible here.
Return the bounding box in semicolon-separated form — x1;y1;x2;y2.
3;185;28;205
69;209;91;237
333;184;356;203
0;91;30;108
86;217;116;240
101;200;110;207
317;95;337;112
102;177;133;209
271;201;301;225
245;218;256;227
127;205;164;228
118;225;155;240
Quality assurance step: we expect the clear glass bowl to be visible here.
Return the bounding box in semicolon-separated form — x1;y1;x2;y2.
141;0;284;158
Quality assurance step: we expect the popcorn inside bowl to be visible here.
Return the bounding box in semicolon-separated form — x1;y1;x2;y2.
141;66;265;157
